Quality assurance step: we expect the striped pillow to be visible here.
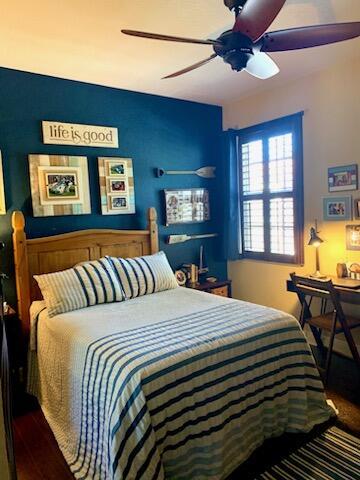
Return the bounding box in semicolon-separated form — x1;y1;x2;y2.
34;257;125;317
107;251;178;299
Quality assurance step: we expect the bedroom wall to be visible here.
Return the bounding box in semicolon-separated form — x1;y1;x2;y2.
0;67;227;306
223;58;360;323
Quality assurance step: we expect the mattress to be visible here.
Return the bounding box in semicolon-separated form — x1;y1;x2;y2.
28;287;333;480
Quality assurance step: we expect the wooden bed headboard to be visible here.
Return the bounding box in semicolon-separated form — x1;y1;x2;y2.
12;207;159;334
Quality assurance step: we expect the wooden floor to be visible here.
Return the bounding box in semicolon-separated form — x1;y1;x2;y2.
13;398;73;480
13;349;360;480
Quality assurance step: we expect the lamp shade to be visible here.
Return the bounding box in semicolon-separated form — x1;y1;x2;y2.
308;227;323;247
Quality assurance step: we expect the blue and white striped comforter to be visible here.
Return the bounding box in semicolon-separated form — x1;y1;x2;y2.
29;288;333;480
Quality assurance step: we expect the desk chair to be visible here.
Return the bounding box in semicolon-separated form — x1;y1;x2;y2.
290;273;360;385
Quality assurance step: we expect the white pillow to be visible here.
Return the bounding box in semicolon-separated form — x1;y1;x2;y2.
107;251;178;299
34;257;125;317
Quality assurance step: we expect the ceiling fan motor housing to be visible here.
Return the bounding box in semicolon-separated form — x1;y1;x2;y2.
223;0;247;11
214;31;254;71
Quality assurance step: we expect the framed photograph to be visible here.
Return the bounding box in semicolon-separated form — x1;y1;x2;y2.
346;225;360;251
164;188;210;226
109;196;128;210
354;198;360;220
37;166;83;207
107;160;127;177
323;196;352;221
0;151;6;215
109;179;127;193
45;172;79;200
29;155;91;217
98;157;135;215
328;164;358;192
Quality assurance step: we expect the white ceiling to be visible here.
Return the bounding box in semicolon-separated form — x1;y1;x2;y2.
0;0;359;105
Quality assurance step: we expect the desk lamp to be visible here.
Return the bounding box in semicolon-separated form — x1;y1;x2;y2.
308;220;326;279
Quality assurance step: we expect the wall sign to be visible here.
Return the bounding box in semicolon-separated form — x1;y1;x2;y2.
42;121;119;148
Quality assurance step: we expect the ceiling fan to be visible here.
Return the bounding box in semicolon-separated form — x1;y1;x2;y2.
122;0;360;80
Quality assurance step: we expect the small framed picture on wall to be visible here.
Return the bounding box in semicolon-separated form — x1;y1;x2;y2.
164;188;210;226
323;196;352;221
328;164;358;192
346;225;360;251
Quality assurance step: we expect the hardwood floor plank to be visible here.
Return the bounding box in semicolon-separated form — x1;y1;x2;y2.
14;407;73;480
13;416;47;480
32;410;74;475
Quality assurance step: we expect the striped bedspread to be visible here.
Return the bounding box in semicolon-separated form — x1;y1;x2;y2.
29;288;333;480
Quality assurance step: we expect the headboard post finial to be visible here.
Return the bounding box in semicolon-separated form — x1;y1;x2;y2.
12;210;25;231
12;210;31;334
148;207;159;254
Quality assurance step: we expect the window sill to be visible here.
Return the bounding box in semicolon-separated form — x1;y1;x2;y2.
229;257;305;268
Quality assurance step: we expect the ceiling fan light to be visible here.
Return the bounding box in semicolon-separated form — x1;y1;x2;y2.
224;50;253;71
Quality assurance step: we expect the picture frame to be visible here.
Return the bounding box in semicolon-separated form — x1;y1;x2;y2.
328;164;358;192
164;188;210;226
98;157;135;215
0;151;6;215
109;196;128;210
38;166;83;206
45;171;79;200
107;160;127;177
323;196;352;222
109;179;127;193
354;198;360;220
29;155;91;217
346;225;360;251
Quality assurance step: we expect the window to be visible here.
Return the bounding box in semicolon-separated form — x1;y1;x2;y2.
238;113;304;264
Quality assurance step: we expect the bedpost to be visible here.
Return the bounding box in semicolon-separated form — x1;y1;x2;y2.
12;211;31;335
148;207;159;254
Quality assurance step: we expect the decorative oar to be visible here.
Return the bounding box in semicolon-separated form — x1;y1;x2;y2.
167;233;218;245
156;166;216;178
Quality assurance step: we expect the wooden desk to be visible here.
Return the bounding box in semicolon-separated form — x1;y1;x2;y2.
287;275;360;305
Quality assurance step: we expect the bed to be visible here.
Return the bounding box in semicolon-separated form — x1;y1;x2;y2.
12;208;333;480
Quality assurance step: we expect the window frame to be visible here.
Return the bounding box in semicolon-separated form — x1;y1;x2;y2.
237;113;304;265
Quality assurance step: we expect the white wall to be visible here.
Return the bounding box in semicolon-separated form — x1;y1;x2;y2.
223;58;360;353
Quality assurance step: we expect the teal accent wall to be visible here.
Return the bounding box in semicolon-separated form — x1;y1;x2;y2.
0;67;226;305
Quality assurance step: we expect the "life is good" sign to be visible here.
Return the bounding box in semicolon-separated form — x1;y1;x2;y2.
42;121;119;148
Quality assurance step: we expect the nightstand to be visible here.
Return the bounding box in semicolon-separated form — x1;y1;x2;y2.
3;306;26;412
187;280;232;298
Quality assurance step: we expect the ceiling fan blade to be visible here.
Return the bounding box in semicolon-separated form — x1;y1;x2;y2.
233;0;286;42
121;29;219;46
261;22;360;52
245;52;279;79
162;54;217;79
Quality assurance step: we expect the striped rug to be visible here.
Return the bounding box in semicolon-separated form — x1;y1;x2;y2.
256;427;360;480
